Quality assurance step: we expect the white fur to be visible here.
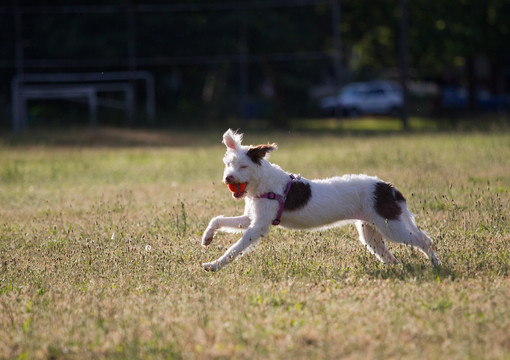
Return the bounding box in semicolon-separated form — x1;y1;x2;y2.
201;129;439;271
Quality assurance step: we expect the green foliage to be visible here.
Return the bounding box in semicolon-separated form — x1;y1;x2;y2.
3;1;510;126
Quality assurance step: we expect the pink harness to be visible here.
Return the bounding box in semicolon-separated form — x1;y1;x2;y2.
257;174;296;225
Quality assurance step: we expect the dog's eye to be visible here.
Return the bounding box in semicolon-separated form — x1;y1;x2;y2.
240;165;248;169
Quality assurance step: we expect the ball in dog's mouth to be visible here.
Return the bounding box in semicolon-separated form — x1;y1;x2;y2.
226;182;247;199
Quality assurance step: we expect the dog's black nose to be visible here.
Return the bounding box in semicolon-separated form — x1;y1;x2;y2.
224;175;235;184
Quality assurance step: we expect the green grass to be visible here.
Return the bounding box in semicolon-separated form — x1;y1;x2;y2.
290;114;510;133
291;116;439;132
1;127;510;359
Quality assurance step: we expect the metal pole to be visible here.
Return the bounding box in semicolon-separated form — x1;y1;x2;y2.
14;0;23;76
239;1;248;122
13;0;26;131
127;0;138;125
399;0;409;130
332;0;342;120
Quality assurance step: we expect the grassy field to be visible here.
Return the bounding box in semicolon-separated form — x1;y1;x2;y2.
1;127;510;359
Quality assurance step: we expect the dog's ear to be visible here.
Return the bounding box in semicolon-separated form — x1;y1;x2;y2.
247;143;278;165
223;129;243;151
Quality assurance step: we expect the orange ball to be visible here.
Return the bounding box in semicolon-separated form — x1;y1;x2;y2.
227;182;247;193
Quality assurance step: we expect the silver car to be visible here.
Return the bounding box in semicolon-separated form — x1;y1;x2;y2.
320;81;403;117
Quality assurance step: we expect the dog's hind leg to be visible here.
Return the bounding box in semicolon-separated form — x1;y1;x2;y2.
372;210;439;266
202;215;251;247
355;221;398;264
401;210;439;266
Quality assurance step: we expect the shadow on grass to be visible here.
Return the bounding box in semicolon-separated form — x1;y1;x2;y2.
359;259;457;283
0;126;221;148
2;115;509;147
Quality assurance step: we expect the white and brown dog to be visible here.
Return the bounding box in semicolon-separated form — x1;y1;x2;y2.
201;129;438;271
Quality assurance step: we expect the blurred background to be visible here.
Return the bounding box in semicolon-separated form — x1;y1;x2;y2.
1;0;510;131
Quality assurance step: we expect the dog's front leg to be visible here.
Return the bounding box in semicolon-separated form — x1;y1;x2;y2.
202;215;251;247
202;224;269;272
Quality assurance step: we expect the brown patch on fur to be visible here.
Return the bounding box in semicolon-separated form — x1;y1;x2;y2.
374;182;406;220
285;181;311;211
247;144;277;165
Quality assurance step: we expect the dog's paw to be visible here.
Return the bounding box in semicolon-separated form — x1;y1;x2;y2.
201;233;214;247
202;262;218;272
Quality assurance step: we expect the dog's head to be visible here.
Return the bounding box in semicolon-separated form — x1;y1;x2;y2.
222;129;277;199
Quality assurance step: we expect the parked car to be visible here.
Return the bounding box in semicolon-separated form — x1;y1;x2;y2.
319;81;403;117
441;86;510;112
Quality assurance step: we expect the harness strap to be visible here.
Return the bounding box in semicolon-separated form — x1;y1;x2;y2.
257;174;296;225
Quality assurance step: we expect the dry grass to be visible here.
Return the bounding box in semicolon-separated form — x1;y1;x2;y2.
1;128;509;359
